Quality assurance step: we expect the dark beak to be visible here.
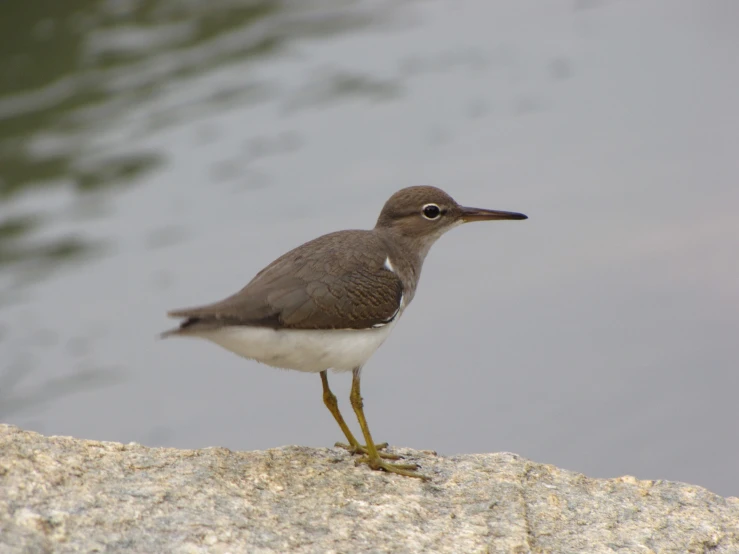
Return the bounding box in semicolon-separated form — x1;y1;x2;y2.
460;206;528;222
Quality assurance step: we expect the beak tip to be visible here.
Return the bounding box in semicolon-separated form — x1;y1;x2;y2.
460;207;529;221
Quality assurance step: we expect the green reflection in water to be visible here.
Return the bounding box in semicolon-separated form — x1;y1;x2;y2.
0;1;394;414
0;0;383;286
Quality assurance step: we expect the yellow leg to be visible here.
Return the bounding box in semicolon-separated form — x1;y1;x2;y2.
349;367;428;480
320;371;398;460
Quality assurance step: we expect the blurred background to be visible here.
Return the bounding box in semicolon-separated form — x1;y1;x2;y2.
1;0;737;496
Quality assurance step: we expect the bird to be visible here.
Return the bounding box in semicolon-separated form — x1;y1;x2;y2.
162;186;527;480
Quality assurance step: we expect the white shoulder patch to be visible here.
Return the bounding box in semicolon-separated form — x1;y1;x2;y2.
383;256;395;273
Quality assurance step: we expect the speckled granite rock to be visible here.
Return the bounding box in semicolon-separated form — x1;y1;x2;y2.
1;424;737;553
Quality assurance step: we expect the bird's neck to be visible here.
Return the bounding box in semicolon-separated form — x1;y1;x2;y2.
374;227;436;303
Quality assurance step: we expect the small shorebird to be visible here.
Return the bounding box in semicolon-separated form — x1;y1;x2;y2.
163;186;527;479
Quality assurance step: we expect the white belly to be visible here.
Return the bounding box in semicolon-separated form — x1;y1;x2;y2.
196;322;397;373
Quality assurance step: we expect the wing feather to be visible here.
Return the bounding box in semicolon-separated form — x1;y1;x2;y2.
165;231;403;333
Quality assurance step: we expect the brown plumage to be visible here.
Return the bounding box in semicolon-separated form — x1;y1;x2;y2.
165;185;522;336
165;231;404;333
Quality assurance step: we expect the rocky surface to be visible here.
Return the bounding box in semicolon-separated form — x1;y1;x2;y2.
1;424;737;553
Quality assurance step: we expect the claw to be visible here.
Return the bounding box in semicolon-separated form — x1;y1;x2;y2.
335;441;400;460
354;456;429;481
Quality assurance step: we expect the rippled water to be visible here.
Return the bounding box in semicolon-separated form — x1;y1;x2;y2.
2;0;738;496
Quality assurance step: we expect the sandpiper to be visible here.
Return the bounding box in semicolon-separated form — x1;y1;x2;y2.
163;186;527;479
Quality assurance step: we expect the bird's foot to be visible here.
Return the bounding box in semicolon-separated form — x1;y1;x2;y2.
335;441;400;460
354;456;429;481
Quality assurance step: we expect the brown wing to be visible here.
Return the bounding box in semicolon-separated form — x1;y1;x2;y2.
165;230;403;332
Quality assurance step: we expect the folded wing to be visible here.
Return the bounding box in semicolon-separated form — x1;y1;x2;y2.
164;231;403;334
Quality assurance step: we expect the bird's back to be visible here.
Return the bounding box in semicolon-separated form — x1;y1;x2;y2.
166;230;406;333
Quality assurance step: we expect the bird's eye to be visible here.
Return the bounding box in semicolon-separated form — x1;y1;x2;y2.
422;204;441;220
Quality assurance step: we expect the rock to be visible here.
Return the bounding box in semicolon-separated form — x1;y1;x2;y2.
1;424;737;553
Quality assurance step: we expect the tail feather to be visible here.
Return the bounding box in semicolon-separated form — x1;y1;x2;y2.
160;327;180;339
167;308;201;319
159;317;225;339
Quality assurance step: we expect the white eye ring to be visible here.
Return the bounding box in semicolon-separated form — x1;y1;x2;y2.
422;203;442;220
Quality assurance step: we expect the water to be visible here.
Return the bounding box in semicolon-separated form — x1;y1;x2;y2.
1;0;738;496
